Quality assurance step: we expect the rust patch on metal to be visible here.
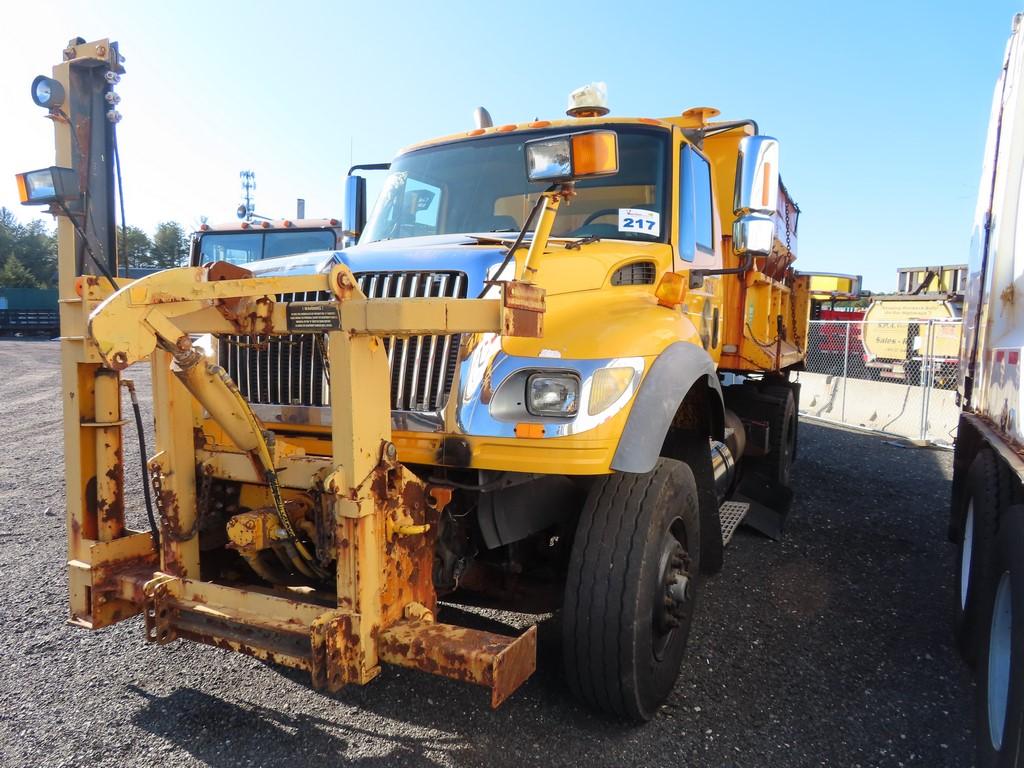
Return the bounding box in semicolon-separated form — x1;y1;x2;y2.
502;307;543;338
378;620;537;708
89;557;158;629
97;453;125;529
502;281;545;311
205;261;276;334
82;476;99;540
334;270;357;301
379;469;440;625
310;611;365;691
501;281;545;339
207;261;253;282
426;486;453;514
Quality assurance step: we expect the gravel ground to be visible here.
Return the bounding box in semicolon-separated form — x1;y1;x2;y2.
0;339;975;767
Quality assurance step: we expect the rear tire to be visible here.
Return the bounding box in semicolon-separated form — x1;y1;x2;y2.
725;381;797;489
957;450;1012;666
975;505;1024;768
562;458;701;721
753;387;798;489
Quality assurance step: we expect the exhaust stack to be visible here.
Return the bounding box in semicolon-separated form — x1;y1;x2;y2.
473;106;493;129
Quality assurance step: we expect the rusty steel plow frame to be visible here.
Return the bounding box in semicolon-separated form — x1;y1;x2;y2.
70;260;544;708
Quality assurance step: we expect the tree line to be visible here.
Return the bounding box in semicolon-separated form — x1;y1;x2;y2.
0;207;190;289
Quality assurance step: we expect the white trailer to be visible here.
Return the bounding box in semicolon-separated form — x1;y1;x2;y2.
953;12;1024;768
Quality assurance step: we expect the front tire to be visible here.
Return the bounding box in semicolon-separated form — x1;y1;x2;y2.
562;458;701;721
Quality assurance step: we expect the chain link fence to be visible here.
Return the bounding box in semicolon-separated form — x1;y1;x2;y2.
796;319;961;446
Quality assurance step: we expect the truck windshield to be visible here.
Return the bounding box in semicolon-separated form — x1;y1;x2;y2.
198;230;336;264
363;127;669;244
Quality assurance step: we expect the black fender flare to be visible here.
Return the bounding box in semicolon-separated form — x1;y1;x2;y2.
610;342;725;474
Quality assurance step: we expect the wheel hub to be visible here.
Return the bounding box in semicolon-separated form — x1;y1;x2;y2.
656;540;692;636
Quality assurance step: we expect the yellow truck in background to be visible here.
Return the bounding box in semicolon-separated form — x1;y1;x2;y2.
190;217;347;265
862;264;965;386
23;40;811;722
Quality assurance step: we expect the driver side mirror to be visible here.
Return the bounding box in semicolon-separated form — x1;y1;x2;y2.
732;135;780;258
343;174;366;248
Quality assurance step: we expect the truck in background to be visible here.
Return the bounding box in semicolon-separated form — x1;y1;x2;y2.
862;264;965;386
190;217;347;266
0;287;59;336
804;273;865;376
951;14;1024;767
187;163;391;269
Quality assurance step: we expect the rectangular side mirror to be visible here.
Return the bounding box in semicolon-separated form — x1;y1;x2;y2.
733;136;780;216
343;175;367;248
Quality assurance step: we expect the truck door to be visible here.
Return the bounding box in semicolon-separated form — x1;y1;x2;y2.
678;144;724;360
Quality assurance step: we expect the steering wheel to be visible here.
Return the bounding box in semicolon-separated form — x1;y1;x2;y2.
581;208;621;227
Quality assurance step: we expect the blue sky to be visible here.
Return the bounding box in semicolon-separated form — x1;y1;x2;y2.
0;0;1017;291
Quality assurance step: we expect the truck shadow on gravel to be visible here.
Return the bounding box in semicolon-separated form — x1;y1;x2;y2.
123;609;628;767
125;684;460;766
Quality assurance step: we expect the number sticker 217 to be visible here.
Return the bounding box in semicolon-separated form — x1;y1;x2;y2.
617;208;661;237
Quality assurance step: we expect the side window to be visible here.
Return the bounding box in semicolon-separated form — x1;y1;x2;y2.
691;151;714;252
679;147;715;262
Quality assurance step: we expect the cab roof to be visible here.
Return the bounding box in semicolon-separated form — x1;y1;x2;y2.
194;217;341;235
396;109;753;156
398;116;674;155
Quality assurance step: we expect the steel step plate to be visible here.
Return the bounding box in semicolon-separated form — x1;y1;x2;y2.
719;500;751;546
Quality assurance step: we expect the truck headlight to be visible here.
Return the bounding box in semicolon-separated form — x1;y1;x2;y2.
524;130;619;183
588;367;636;415
527;373;579;417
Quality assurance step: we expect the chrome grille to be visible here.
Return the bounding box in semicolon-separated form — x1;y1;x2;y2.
220;271;467;412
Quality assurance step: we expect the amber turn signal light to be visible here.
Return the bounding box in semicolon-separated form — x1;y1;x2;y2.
655;272;687;308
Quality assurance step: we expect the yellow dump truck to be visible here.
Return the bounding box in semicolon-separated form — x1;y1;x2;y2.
21;41;809;721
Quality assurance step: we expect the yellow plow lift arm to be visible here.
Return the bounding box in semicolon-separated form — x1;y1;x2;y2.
87;263;544;367
84;261;545;707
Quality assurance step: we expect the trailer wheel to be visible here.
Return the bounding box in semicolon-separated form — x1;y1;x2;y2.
975;505;1024;768
562;458;701;721
957;450;1012;666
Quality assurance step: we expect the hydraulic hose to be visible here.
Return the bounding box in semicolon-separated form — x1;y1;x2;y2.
169;348;327;579
121;379;159;546
213;363;327;578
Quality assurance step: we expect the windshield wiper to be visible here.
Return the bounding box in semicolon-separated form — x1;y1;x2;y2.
564;234;602;250
464;234;515;246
